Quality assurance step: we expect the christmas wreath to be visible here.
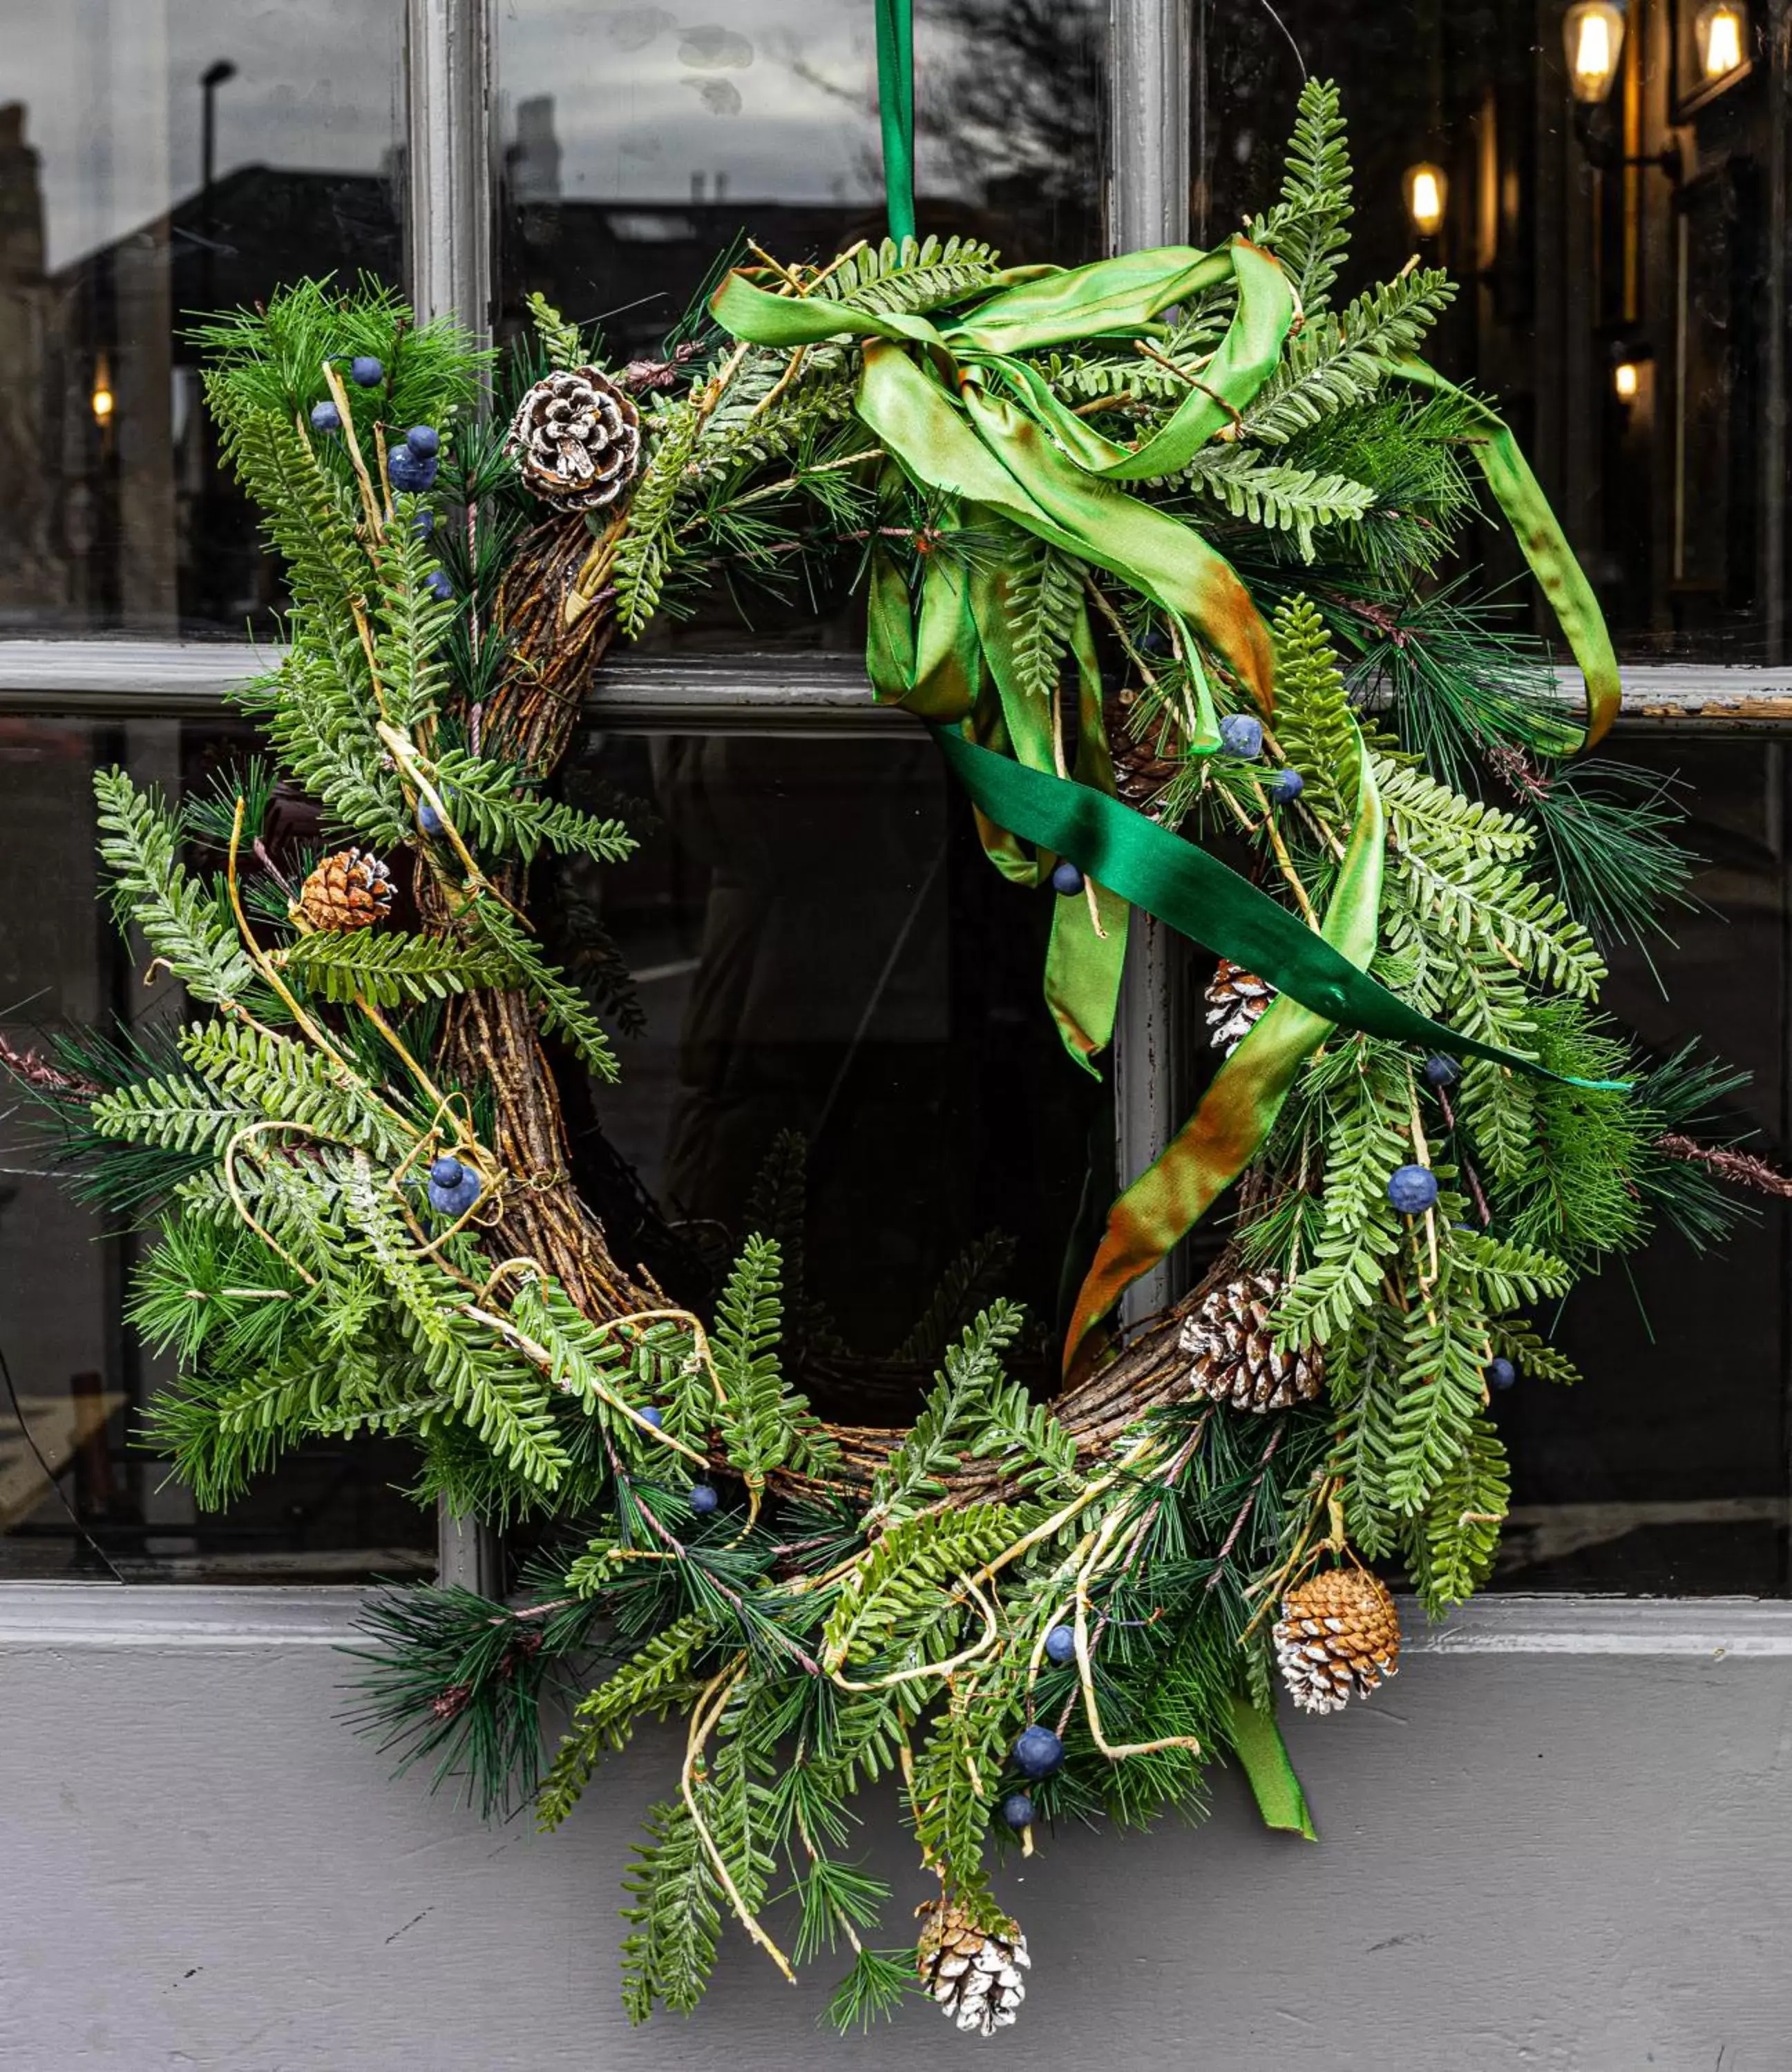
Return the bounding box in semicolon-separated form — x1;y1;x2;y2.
12;72;1778;2037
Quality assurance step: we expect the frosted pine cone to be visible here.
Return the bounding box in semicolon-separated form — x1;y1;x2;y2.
506;366;642;510
1178;1260;1323;1411
1273;1568;1400;1715
916;1899;1030;2037
296;848;393;932
1205;959;1274;1052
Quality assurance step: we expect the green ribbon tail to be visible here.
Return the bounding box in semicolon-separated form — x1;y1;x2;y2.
1062;725;1386;1367
1393;358;1619;750
873;0;916;246
1226;1694;1317;1841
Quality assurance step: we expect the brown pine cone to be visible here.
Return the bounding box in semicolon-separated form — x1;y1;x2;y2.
296;848;394;932
506;367;642;510
1273;1567;1401;1715
916;1898;1030;2036
1105;698;1184;818
1178;1257;1323;1411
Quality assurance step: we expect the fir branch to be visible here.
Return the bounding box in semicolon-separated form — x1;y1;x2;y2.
1177;450;1376;561
93;769;258;1005
1248;77;1354;314
538;1614;717;1830
276;928;519;1010
816;232;1002;316
868;1304;1028;1526
427;747;639;866
620;1797;724;2020
1004;540;1086;704
1241;269;1456;448
526;289;587;371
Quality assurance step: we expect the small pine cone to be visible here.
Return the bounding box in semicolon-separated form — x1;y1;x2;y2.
1178;1259;1322;1412
297;848;393;932
1274;1568;1400;1716
1205;958;1274;1053
1105;699;1183;818
916;1898;1030;2036
506;366;642;510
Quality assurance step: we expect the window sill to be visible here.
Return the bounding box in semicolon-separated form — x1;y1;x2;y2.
5;639;1792;733
2;1583;1791;1654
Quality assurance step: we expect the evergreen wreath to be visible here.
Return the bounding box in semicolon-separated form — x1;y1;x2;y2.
12;81;1784;2037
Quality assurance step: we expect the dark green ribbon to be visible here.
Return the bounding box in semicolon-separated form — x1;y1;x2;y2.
931;725;1627;1088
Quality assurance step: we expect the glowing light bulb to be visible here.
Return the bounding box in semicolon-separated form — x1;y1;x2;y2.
1563;2;1627;103
90;361;114;425
1576;13;1612;81
1613;361;1640;401
1697;1;1746;79
1404;162;1447;239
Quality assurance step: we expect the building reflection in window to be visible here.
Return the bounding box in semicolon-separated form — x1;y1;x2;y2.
0;0;404;637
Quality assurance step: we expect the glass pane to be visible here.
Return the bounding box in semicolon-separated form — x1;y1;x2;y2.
1492;738;1790;1592
0;0;404;638
494;0;1107;651
1194;1;1792;662
0;714;432;1580
546;729;1103;1417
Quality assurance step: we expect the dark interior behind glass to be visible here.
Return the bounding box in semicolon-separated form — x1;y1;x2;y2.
1194;0;1791;662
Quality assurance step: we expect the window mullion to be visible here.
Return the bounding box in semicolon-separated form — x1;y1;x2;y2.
408;0;501;1592
406;0;493;347
1108;0;1191;1323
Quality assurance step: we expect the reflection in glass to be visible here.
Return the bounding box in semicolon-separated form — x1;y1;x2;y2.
549;730;1104;1419
1194;0;1792;660
0;1;403;637
0;716;432;1579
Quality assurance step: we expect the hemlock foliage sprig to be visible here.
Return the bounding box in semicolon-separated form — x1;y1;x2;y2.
3;83;1777;2042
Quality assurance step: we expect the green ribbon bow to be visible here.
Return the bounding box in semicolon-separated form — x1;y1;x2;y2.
709;237;1624;1365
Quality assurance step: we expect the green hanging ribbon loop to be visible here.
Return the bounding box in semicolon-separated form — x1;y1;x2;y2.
874;0;917;246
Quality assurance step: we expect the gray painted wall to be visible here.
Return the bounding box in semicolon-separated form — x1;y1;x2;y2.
2;1590;1788;2071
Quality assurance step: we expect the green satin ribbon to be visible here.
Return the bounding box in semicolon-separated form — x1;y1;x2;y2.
1226;1694;1317;1841
714;240;1294;745
930;725;1626;1086
874;0;916;245
933;716;1627;1372
869;530;1129;1067
710;238;1628;1370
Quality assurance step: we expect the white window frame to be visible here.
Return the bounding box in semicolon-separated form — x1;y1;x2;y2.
1;0;1786;1629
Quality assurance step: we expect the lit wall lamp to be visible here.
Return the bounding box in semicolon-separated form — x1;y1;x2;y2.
1564;1;1627;102
1678;0;1751;112
1402;162;1448;240
90;356;115;430
1563;1;1682;177
1696;0;1747;75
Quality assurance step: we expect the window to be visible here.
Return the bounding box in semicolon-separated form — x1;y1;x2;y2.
0;0;406;637
1;0;1786;1595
